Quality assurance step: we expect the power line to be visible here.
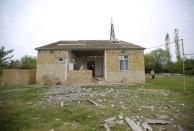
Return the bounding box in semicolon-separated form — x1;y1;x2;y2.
184;53;194;56
145;41;174;49
144;39;194;57
145;38;184;50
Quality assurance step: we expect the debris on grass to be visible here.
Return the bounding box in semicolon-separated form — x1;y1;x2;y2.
37;85;192;130
156;115;169;119
142;122;152;131
121;105;127;110
103;114;126;130
55;118;61;121
103;123;110;131
118;114;124;120
125;117;143;131
104;88;114;94
104;116;117;127
139;105;154;112
87;99;99;106
145;118;171;124
179;103;184;106
167;112;177;118
60;101;64;107
177;125;184;131
49;128;55;131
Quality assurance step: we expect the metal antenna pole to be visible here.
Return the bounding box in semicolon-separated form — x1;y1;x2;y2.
165;33;171;62
174;29;181;61
181;39;186;92
110;18;116;41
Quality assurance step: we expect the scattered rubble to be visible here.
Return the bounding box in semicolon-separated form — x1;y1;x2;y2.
102;115;173;131
179;103;184;106
38;85;189;130
104;116;117;127
142;122;152;131
145;119;171;124
49;128;55;131
125;117;143;131
103;114;126;130
60;101;64;107
156;115;169;119
178;125;184;131
139;105;154;112
118;114;124;120
103;123;110;131
87;99;99;106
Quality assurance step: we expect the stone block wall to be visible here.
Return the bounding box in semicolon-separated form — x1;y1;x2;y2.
105;50;145;84
67;70;92;84
1;69;36;85
68;70;92;79
36;49;145;85
36;50;67;85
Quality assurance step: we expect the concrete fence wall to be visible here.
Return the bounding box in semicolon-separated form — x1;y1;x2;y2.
1;69;36;85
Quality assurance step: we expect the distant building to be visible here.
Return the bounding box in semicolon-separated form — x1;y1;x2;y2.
35;23;145;85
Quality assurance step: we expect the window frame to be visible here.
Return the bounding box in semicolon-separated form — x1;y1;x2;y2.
119;55;128;71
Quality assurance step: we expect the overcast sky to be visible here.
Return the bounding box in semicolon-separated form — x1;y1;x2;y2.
0;0;194;60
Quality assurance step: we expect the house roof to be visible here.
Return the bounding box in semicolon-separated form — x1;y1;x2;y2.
35;40;145;51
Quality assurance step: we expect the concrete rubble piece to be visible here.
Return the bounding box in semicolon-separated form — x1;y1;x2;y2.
125;117;143;131
145;118;171;124
142;122;152;131
87;99;99;106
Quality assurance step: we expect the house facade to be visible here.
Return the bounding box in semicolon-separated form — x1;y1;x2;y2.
35;40;145;85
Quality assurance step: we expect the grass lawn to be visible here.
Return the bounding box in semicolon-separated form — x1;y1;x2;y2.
0;75;194;131
145;75;194;92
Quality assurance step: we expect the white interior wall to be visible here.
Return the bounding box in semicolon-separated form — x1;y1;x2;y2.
83;57;103;76
73;57;103;76
68;51;104;76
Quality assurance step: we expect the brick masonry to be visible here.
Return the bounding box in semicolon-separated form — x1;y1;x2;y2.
105;50;145;84
67;70;92;84
1;69;36;85
36;49;145;85
36;50;67;85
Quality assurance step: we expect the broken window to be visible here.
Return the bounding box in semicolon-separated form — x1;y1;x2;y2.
119;56;128;71
58;57;63;61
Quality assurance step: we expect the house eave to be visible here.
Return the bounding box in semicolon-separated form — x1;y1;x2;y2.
35;47;145;51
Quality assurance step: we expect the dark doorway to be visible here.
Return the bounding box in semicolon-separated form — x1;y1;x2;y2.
87;61;95;77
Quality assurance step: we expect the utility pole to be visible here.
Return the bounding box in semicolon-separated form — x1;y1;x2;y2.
181;39;186;92
165;33;171;62
174;29;182;61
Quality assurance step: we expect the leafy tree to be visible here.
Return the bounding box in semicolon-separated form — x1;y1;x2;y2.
0;46;14;67
174;60;183;73
145;48;194;75
20;55;36;69
0;46;14;74
144;54;154;73
165;61;175;73
8;60;21;69
184;58;194;75
144;48;169;73
150;49;169;65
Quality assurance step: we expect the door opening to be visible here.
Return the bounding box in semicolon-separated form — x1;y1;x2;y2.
87;61;95;77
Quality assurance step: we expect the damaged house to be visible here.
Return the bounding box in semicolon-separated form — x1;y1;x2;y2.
35;23;145;85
